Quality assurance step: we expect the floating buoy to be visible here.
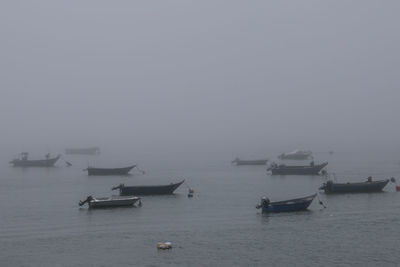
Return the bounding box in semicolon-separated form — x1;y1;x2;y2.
390;177;399;191
157;242;172;250
188;188;194;198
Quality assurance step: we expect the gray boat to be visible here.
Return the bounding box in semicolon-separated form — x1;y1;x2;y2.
320;177;390;194
65;147;100;155
79;195;141;209
278;150;312;160
112;180;185;196
86;165;136;176
232;158;268;166
256;194;316;213
268;161;328;175
10;153;61;167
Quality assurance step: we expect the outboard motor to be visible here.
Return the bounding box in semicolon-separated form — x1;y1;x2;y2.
111;184;124;191
21;152;28;161
256;197;270;209
326;180;333;192
79;196;93;206
267;162;277;171
261;197;270;209
231;157;239;164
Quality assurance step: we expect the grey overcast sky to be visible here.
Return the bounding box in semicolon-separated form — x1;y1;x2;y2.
1;1;399;156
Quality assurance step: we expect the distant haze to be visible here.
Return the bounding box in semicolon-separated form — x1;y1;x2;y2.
1;1;399;158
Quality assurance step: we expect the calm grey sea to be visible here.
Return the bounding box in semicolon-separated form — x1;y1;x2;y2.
0;150;399;266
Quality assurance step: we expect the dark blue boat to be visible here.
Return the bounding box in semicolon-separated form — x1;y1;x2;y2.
112;180;185;196
86;165;136;176
256;194;316;213
319;177;390;194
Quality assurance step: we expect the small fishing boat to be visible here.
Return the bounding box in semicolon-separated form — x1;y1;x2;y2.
112;180;185;196
232;158;268;166
9;153;61;167
65;147;100;155
256;194;316;213
268;161;328;175
319;177;390;194
278;150;312;160
86;165;136;176
79;195;140;209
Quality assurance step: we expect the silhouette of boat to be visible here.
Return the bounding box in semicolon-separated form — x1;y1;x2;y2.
65;147;100;155
9;153;61;167
256;194;316;213
268;162;328;175
320;177;389;194
278;150;312;160
232;158;268;166
79;195;140;209
86;165;136;176
112;180;185;195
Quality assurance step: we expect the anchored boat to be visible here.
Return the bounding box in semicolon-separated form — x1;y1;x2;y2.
86;165;136;176
256;194;316;213
278;150;312;160
79;195;140;209
112;180;185;196
320;177;390;194
268;161;328;175
232;158;268;166
9;153;61;167
65;147;100;155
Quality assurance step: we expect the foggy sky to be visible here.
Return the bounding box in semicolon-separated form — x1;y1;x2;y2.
1;1;400;157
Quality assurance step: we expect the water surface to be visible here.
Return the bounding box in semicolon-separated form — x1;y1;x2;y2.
1;151;399;266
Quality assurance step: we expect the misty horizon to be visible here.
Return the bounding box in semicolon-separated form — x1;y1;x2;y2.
2;1;399;156
2;2;400;266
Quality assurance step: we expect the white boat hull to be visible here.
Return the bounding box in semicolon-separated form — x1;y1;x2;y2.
88;196;140;209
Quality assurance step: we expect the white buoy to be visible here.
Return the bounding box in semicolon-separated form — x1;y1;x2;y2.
157;242;172;250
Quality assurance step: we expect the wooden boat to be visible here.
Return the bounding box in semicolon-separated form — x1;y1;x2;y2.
278;150;312;160
232;158;268;166
268;162;328;175
320;177;389;194
79;195;140;209
65;147;100;155
256;194;316;213
112;180;185;196
9;153;61;167
86;165;136;176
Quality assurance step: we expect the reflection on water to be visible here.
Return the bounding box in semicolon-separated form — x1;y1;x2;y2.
0;151;399;266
